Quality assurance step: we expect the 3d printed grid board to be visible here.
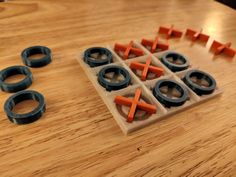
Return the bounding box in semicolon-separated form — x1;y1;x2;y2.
76;40;223;134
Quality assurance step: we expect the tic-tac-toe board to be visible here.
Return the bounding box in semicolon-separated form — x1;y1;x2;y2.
76;40;223;134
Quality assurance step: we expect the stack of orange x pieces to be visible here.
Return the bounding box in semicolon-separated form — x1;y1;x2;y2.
114;88;157;123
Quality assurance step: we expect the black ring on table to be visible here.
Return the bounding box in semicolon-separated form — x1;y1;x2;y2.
153;79;189;107
183;69;216;95
21;46;52;67
0;65;33;93
4;90;46;124
84;47;113;67
98;65;131;91
160;51;189;72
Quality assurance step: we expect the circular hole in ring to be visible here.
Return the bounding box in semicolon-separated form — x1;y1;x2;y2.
165;53;186;65
12;99;39;114
189;74;212;88
27;47;48;60
88;48;109;61
159;85;182;100
104;71;126;83
4;74;27;84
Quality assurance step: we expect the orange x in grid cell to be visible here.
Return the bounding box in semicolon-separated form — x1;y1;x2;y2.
114;41;144;60
130;56;164;81
114;88;157;123
141;37;169;53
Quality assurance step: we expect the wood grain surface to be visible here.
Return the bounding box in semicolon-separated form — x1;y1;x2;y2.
0;0;236;176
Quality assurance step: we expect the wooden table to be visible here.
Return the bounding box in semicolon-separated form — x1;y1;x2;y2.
1;0;236;176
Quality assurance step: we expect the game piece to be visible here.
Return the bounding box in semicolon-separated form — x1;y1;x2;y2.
129;55;164;81
114;88;156;122
83;47;113;67
4;90;46;124
153;79;189;107
160;51;189;72
97;65;131;91
0;65;33;93
183;69;216;95
21;46;52;67
158;25;183;39
141;37;169;53
114;41;144;59
210;40;235;57
185;28;210;43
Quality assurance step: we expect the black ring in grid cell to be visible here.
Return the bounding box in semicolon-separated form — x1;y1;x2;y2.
4;90;46;125
183;69;216;95
21;46;52;68
160;51;189;72
0;65;33;93
84;47;113;67
153;79;189;107
98;65;131;91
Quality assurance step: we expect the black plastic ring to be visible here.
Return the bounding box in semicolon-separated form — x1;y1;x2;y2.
4;90;46;124
183;69;216;95
98;65;131;91
160;51;189;72
0;65;33;93
153;79;189;107
84;47;113;67
21;46;52;67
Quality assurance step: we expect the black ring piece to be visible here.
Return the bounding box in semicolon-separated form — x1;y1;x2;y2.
98;65;131;91
0;65;33;93
160;51;189;72
4;90;46;125
84;47;113;67
153;79;189;107
183;69;216;95
21;46;52;67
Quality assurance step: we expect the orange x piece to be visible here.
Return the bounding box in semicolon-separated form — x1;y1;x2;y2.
114;88;157;123
185;28;209;43
114;41;144;60
210;40;235;57
158;25;183;39
141;37;169;53
130;56;164;81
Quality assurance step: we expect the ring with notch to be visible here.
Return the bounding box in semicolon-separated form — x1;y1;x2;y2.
4;90;46;124
183;69;216;95
153;79;189;107
98;65;131;91
84;47;113;67
160;51;189;72
21;46;52;67
0;65;33;93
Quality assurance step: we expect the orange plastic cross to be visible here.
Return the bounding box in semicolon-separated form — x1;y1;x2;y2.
114;41;144;60
114;88;157;123
185;28;209;43
158;25;183;39
210;40;235;57
141;37;169;53
130;56;164;81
